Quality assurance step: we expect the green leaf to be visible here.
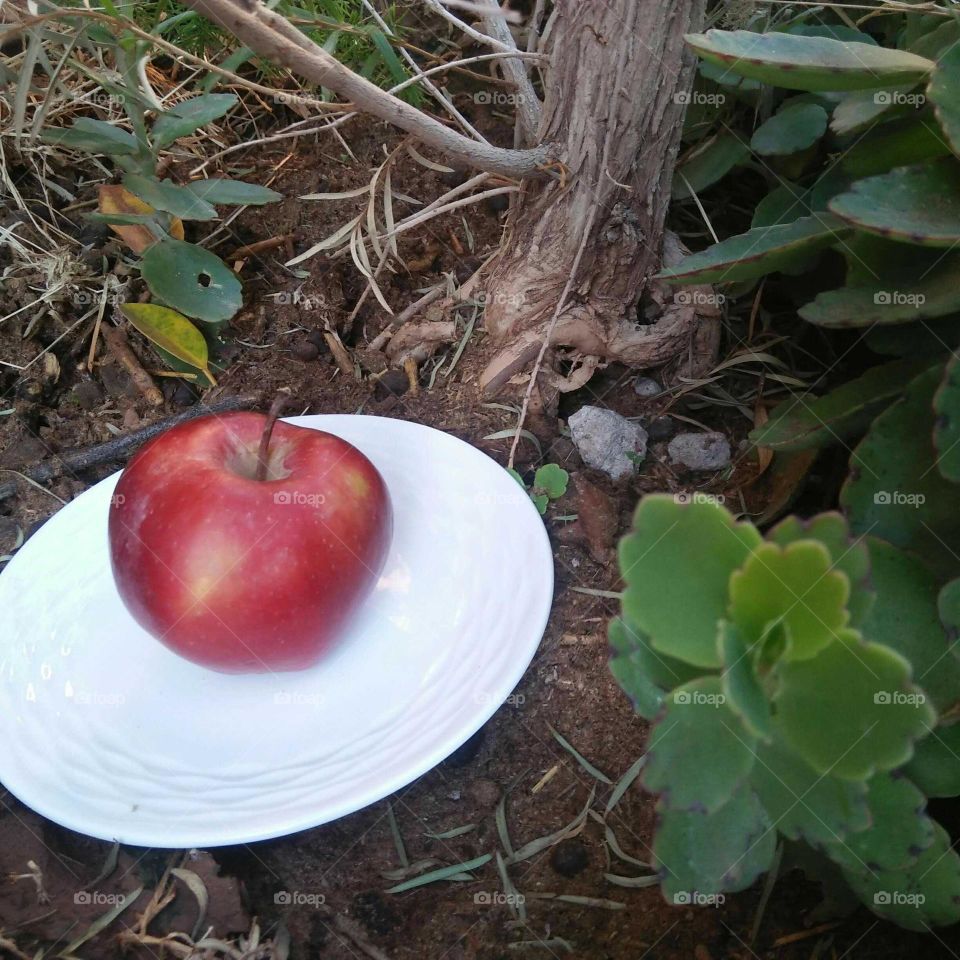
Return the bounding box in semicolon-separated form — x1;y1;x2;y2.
829;161;960;247
184;178;283;206
750;357;934;452
728;541;850;661
657;215;849;285
85;212;160;226
938;577;960;664
672;133;749;200
825;772;935;874
928;42;960;158
532;463;568;500
774;629;935;780
140;237;242;324
654;785;776;901
903;724;960;798
842;365;960;578
42;117;139;155
842;824;960;930
866;315;960;357
862;538;960;717
909;19;960;61
119;304;215;383
751;101;828;156
751;183;809;227
831;87;915;135
786;24;877;46
766;513;874;627
685;30;934;92
934;354;960;482
152;93;237;149
643;677;756;813
749;731;869;845
530;493;548;514
720;621;771;739
619;495;762;668
123;174;218;222
801;255;960;327
153;345;219;388
841;113;953;178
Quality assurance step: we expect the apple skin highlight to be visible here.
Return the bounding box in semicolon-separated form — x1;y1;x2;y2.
108;412;392;674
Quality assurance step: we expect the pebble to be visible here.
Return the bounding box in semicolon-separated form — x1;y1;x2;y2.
550;839;589;878
668;432;731;471
568;406;647;481
292;340;320;362
633;376;662;398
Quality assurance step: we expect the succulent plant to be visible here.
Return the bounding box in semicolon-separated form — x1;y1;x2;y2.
611;494;960;929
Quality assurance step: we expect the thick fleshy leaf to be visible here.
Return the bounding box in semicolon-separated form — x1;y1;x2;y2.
728;541;849;661
934;354;960;481
751;183;809;227
928;43;960;158
609;618;666;720
801;255;960;327
910;19;960;61
842;824;960;930
140;237;242;324
749;732;869;845
750;357;932;452
720;621;771;739
42;117;139;155
98;185;184;255
774;629;935;780
184;178;283;206
643;677;756;813
939;578;960;664
862;538;960;717
619;495;762;668
841;113;953;178
766;513;873;627
685;30;934;92
672;133;749;199
866;315;960;357
657;215;849;285
751;101;828;156
904;725;960;798
119;304;215;383
123;174;217;222
842;365;960;578
826;773;934;874
152;93;237;149
829;161;960;247
654;786;776;902
830;86;914;135
532;463;568;500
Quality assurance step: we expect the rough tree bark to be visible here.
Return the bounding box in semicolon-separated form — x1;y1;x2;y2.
479;0;712;395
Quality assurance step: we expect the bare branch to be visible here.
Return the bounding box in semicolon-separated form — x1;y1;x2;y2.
420;0;512;51
179;0;551;178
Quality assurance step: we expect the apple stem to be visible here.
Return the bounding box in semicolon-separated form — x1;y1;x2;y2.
256;389;293;482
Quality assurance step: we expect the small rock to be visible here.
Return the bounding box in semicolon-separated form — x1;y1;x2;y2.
647;416;676;441
72;380;103;411
668;432;731;471
568;406;647;481
550;839;589;878
374;369;410;400
633;376;662;398
292;340;320;362
467;778;500;807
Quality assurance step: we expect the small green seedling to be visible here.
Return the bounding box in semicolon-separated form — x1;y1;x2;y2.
508;464;569;514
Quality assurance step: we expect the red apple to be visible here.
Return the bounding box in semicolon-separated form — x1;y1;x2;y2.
108;408;392;673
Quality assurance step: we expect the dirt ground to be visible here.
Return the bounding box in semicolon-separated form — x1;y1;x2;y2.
4;106;960;959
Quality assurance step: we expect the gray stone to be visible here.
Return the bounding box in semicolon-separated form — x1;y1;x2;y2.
633;376;662;398
568;405;647;481
668;432;731;471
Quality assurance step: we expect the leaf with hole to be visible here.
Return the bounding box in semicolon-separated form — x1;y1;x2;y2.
140;237;242;324
685;30;934;92
119;304;215;384
123;174;217;222
184;178;283;206
151;93;237;149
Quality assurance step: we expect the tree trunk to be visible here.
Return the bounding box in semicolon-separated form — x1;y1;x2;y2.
479;0;712;396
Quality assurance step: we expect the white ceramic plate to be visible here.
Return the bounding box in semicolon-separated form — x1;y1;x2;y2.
0;415;553;847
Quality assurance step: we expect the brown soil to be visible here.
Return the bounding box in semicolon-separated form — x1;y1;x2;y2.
2;114;960;960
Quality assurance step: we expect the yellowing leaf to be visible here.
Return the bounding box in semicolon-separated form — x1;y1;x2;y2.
99;185;184;254
119;303;216;384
